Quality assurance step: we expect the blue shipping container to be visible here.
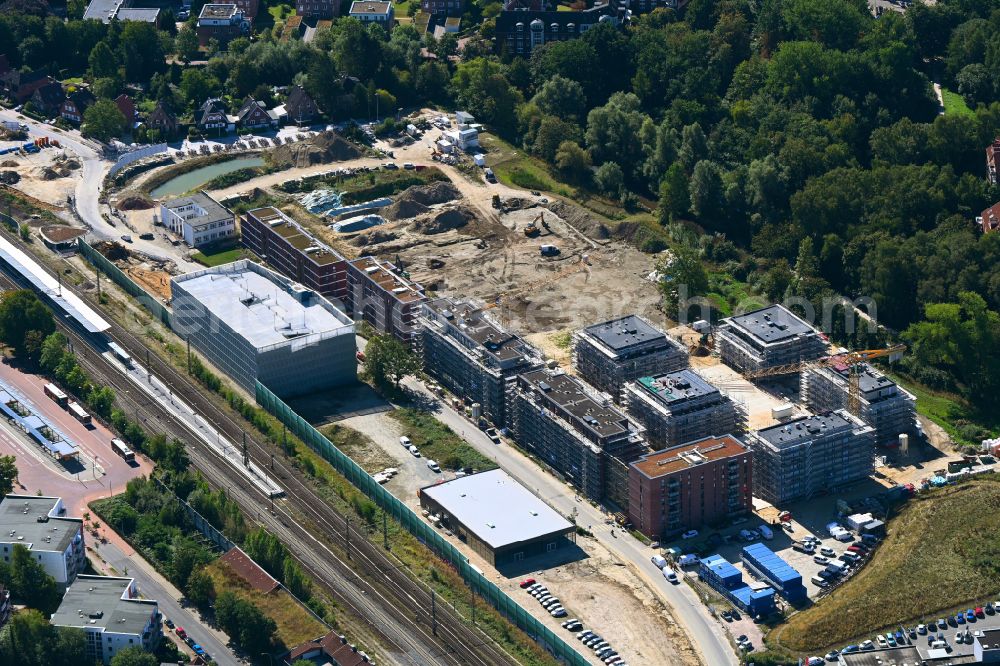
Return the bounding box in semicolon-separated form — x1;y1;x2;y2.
741;543;807;603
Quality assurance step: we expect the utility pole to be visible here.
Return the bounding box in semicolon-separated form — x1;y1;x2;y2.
382;512;388;550
242;433;248;468
96;271;100;300
270;452;274;470
345;517;352;560
146;349;151;383
186;338;191;374
431;590;437;636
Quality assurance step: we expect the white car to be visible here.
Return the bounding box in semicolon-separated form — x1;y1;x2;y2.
426;460;440;472
813;555;829;565
681;529;699;539
663;570;678;584
400;436;412;447
820;546;836;557
408;445;421;457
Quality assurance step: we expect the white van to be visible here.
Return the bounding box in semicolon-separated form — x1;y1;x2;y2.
651;554;667;569
759;525;774;540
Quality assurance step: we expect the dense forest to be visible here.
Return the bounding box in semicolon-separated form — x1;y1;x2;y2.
2;0;1000;416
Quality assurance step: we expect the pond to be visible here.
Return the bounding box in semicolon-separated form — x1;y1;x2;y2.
150;156;266;198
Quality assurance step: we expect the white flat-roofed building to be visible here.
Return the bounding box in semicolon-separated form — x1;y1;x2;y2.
0;495;85;589
170;260;356;397
159;191;235;248
418;469;575;567
50;575;161;664
716;304;828;376
348;0;394;22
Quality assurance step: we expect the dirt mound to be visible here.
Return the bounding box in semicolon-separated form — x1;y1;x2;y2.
269;131;362;168
0;171;19;185
401;181;460;207
382;198;429;221
0;160;17;167
95;241;130;261
117;195;154;210
381;181;461;221
352;228;400;247
548;200;611;240
409;206;473;235
40;167;60;180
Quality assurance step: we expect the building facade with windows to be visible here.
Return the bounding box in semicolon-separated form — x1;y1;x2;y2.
345;257;425;344
170;260;356;397
744;410;875;505
348;0;393;22
573;314;687;400
159;191;235;248
0;495;85;589
716;304;828;376
51;576;161;665
627;435;752;540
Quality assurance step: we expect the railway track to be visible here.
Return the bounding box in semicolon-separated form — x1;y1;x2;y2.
0;255;519;666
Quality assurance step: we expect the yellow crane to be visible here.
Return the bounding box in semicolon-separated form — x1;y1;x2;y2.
745;344;906;415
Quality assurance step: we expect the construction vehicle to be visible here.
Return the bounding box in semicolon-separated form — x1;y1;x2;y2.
523;211;546;237
745;345;906;416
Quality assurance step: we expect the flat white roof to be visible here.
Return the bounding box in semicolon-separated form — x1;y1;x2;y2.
421;469;573;550
0;235;110;334
172;260;352;351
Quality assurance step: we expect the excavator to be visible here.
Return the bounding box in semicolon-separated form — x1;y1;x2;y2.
745;344;907;416
523;211;547;237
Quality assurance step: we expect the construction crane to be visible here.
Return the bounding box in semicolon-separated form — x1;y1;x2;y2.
745;344;907;416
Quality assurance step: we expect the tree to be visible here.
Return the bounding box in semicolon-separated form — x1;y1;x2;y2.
364;335;420;390
82;99;127;142
531;115;581;162
8;544;61;614
904;292;1000;407
119;22;165;82
0;455;17;495
175;25;199;62
88;41;117;79
531;75;587;122
450;58;523;136
678;123;708;173
185;568;215;609
956;63;994;107
658;163;691;224
656;244;709;319
594;162;625;197
215;591;276;655
0;609;88;666
0;290;55;359
554;140;591;183
584;92;648;178
689;160;724;220
40;331;68;372
109;647;159;666
179;69;219;107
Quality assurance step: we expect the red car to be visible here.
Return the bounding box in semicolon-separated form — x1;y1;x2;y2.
175;627;186;639
976;607;986;618
847;546;863;554
519;578;536;589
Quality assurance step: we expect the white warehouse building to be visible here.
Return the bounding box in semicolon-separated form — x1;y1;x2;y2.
170;260;356;398
0;495;85;589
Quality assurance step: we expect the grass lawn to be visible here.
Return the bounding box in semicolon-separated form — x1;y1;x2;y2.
941;87;974;116
192;247;252;267
394;0;412;15
203;559;326;649
267;3;295;20
480;134;575;197
388;407;497;472
706;269;766;319
772;476;1000;654
887;373;992;449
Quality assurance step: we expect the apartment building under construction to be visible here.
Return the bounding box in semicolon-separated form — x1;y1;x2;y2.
802;363;916;446
573;314;688;399
744;409;875;505
240;207;347;302
418;298;542;430
346;256;426;344
512;368;648;508
716;304;827;376
623;369;746;450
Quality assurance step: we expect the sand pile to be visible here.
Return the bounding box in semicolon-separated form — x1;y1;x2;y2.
269;131;362;168
409;206;473;235
117;195;155;210
381;181;461;221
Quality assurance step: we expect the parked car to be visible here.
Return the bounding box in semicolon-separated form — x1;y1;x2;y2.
842;645;860;654
520;578;536;588
859;640;874;651
551;607;567;617
876;636;888;648
651;554;668;569
426;459;440;472
814;555;829;565
956;614;966;625
408;445;421;457
824;651;840;662
403;162;415;170
562;619;582;631
164;618;174;629
917;624;927;634
174;627;186;638
810;576;829;587
663;570;678;583
400;436;412;447
938;618;949;630
820;546;836;557
681;529;700;540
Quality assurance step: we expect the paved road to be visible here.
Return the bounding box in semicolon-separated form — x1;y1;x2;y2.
0;108;176;262
93;537;239;666
402;377;738;666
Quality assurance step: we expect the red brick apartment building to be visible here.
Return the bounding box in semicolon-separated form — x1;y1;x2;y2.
240;207;347;301
346;257;426;344
628;435;752;540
